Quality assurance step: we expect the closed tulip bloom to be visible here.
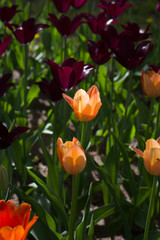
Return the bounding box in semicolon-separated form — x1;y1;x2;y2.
63;85;102;121
0;200;38;240
131;138;160;175
57;137;86;175
141;70;160;98
0;5;21;23
0;74;14;98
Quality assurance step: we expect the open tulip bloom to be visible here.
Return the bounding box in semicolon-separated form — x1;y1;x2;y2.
5;18;49;45
88;39;113;65
141;69;160;98
0;122;29;149
131;138;160;176
57;137;86;175
0;5;21;23
97;0;132;19
48;14;86;37
0;200;38;240
101;26;153;70
50;0;88;13
63;85;102;121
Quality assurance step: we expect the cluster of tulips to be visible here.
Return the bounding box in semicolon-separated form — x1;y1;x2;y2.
1;0;160;239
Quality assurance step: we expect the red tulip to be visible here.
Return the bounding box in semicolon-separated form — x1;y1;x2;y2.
0;200;38;240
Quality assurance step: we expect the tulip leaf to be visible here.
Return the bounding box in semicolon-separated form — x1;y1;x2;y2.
27;84;40;107
38;133;60;196
26;168;69;230
75;183;93;240
135;187;151;207
14;187;61;239
87;214;94;240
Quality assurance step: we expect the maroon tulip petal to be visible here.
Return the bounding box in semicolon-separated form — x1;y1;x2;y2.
0;35;12;57
36;78;64;102
50;0;73;13
0;5;21;23
57;66;73;90
149;65;160;72
62;58;77;67
72;0;88;8
0;123;29;149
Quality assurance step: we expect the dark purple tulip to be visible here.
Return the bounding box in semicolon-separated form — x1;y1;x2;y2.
36;58;95;102
45;58;95;90
88;40;113;65
0;73;14;98
0;5;21;23
97;0;132;19
36;78;64;102
101;26;153;69
83;12;117;34
121;22;151;42
0;35;12;57
6;18;49;45
0;122;29;149
50;0;72;13
149;65;160;72
48;14;85;37
72;0;88;8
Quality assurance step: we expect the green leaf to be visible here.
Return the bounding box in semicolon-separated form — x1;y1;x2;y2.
15;187;62;239
76;183;93;240
26;168;69;230
27;84;40;107
135;187;151;207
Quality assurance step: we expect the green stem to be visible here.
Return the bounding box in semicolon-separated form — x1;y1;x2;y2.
145;98;154;140
143;175;157;240
68;121;86;240
68;174;80;240
120;71;132;139
23;45;28;120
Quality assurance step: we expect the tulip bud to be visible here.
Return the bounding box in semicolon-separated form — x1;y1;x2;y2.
141;70;160;98
57;137;86;175
0;165;9;193
131;138;160;175
63;85;102;122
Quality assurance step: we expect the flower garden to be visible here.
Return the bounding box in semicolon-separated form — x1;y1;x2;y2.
0;0;160;239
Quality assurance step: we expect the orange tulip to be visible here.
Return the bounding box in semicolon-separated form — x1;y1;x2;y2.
0;200;38;240
62;85;102;121
57;137;86;175
141;70;160;97
131;138;160;175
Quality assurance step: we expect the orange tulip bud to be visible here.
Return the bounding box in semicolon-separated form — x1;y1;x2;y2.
141;70;160;98
57;137;86;175
131;138;160;175
0;200;38;240
62;85;102;121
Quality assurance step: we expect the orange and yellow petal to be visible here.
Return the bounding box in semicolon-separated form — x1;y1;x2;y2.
62;145;86;175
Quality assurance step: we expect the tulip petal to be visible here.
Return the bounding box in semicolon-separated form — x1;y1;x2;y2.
130;146;143;157
63;145;86;175
62;94;74;109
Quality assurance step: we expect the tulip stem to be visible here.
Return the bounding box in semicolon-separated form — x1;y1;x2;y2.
145;99;154;140
24;45;28;120
68;174;80;240
143;175;157;240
